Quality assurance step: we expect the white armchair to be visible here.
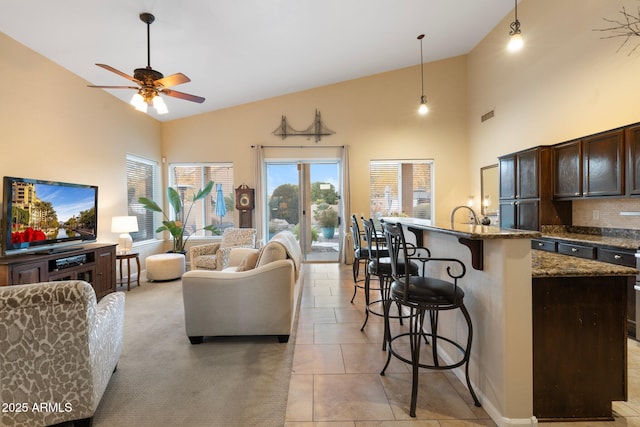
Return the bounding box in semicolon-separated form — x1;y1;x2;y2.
189;227;256;271
0;281;125;427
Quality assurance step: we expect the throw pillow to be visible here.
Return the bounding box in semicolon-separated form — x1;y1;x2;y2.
256;242;287;268
236;251;260;272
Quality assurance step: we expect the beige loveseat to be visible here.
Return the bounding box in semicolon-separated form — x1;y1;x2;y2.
0;281;125;427
182;230;302;344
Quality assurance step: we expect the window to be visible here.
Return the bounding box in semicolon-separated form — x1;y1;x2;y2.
369;160;433;220
126;155;159;243
169;163;234;236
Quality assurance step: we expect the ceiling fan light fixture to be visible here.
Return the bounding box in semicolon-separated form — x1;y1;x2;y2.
153;95;168;115
130;92;147;112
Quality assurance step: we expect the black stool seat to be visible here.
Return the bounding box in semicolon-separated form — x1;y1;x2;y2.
390;275;465;306
369;257;417;276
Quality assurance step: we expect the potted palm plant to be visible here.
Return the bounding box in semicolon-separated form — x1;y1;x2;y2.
314;203;338;239
139;180;219;253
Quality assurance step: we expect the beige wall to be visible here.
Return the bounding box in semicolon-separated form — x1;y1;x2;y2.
0;32;163;253
162;55;470;224
468;0;640;229
5;0;640;246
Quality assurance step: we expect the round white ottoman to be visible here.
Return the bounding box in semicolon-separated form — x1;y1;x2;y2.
146;253;186;281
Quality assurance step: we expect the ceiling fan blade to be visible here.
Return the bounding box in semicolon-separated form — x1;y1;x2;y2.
95;63;139;83
88;85;139;89
155;73;190;88
162;88;205;104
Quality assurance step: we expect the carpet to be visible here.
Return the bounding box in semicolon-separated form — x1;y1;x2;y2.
91;275;299;427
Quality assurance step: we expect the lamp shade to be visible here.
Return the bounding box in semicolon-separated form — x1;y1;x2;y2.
111;216;139;233
111;216;138;253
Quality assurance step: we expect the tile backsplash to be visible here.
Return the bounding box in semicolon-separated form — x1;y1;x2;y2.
572;198;640;229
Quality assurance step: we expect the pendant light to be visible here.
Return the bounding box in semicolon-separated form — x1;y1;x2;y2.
417;34;428;115
507;0;523;51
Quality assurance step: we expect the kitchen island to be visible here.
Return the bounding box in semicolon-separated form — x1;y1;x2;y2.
381;218;636;426
531;250;634;421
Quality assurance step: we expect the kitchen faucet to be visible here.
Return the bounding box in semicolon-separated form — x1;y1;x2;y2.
450;205;480;226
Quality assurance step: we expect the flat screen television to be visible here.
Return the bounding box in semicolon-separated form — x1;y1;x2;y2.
2;176;98;255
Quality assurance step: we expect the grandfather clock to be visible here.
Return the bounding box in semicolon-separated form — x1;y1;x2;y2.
235;184;255;228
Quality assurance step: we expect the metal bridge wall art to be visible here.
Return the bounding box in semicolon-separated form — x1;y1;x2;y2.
272;109;335;142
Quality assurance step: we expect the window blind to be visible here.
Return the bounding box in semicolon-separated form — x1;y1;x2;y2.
126;155;158;242
169;163;234;235
369;160;433;220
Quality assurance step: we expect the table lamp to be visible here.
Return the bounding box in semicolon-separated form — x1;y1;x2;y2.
111;216;138;253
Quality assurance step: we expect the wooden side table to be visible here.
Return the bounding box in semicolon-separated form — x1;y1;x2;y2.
116;252;141;291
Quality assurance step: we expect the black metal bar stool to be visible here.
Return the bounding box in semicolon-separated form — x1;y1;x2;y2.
360;217;417;337
350;214;370;302
380;220;481;417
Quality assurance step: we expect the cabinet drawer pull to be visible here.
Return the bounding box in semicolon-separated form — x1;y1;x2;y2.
538;242;544;246
571;247;578;252
614;254;622;259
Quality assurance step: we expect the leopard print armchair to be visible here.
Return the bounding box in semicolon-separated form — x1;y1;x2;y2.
189;227;257;271
0;280;125;427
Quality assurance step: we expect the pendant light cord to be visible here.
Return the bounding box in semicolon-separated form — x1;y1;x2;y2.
418;34;425;97
420;38;424;96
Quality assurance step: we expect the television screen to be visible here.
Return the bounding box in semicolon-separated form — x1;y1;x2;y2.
2;176;98;255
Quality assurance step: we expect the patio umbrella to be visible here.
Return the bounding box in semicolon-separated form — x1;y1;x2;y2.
215;183;226;222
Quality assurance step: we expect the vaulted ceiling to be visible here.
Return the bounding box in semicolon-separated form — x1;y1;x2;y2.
0;1;518;121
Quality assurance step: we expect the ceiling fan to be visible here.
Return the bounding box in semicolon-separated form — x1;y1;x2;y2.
88;12;205;114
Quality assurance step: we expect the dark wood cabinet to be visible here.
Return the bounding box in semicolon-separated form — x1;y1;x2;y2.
533;238;636;338
9;260;47;284
499;146;571;230
553;139;581;198
553;129;624;199
626;124;640;195
499;149;540;230
557;242;596;260
517;199;540;231
499;201;516;229
0;243;117;299
500;198;540;231
94;246;116;299
499;155;516;199
583;130;624;197
517;149;539;199
531;238;557;252
533;275;627;420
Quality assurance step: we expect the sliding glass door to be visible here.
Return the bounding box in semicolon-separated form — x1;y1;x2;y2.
265;161;341;262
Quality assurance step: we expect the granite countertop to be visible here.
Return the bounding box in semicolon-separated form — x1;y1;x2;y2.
532;250;638;278
382;217;541;240
540;231;640;251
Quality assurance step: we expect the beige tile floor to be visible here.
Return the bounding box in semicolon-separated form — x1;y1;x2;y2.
285;262;640;427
